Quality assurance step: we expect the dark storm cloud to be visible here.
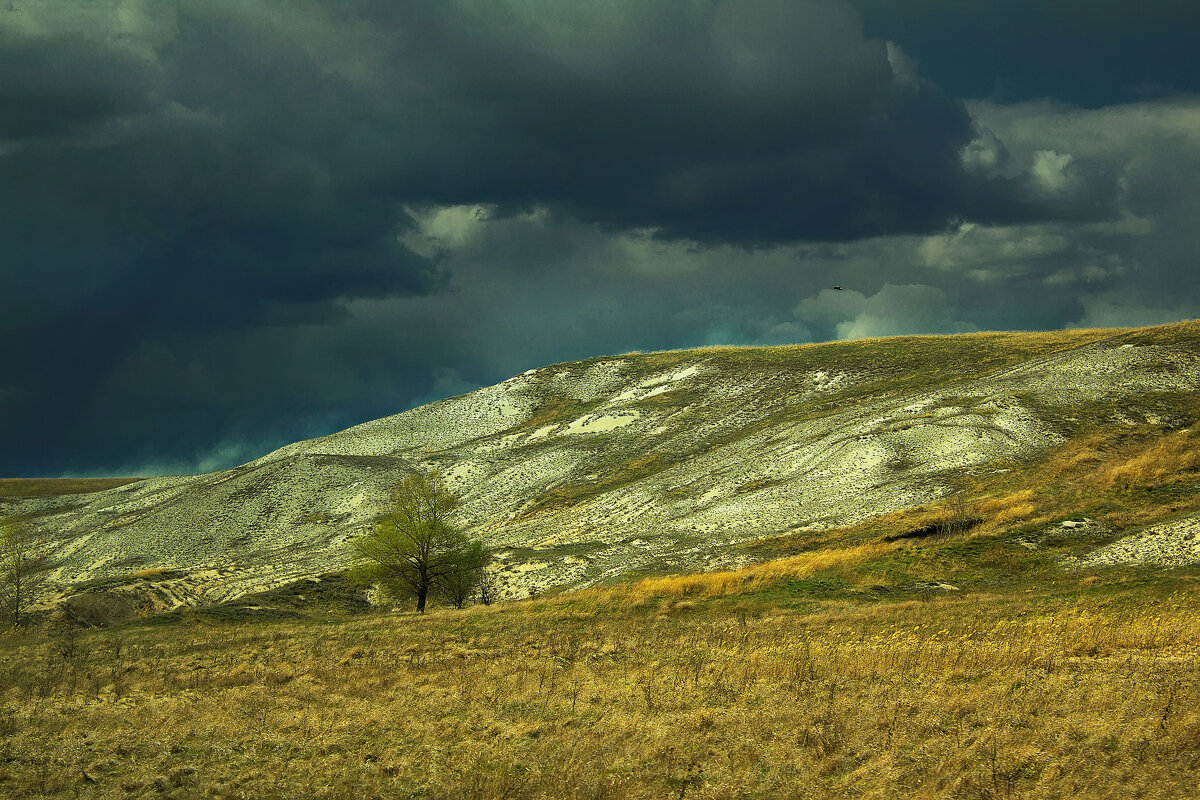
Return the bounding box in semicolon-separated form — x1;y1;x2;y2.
0;30;159;138
353;0;1115;241
0;1;445;475
0;0;1190;476
364;0;985;242
847;0;1200;105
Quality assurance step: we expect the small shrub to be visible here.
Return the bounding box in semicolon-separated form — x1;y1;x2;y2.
63;592;137;627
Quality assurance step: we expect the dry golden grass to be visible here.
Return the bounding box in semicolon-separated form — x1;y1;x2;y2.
776;419;1200;556
586;543;895;608
987;423;1200;531
1094;427;1200;489
974;490;1037;528
2;584;1198;800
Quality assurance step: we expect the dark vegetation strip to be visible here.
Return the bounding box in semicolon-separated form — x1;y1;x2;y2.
0;478;141;500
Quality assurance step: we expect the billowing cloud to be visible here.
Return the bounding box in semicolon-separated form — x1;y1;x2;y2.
795;284;978;340
1;1;1198;476
368;0;988;242
963;99;1200;303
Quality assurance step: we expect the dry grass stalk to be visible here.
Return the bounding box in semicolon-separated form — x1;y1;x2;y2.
609;543;895;606
1;584;1197;799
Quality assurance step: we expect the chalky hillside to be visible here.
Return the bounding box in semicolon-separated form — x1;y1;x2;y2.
6;320;1200;618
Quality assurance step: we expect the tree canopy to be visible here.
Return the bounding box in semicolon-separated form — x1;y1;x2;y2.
353;471;490;612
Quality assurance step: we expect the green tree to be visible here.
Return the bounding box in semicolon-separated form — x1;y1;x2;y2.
437;540;491;609
0;515;49;627
353;471;489;613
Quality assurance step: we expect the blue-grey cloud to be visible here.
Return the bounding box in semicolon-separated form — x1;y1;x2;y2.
847;0;1200;105
0;1;1196;477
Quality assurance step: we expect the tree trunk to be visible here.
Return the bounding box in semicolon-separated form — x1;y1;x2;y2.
416;581;428;613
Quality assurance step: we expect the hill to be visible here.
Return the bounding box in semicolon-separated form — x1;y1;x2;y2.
6;320;1200;617
3;322;1200;799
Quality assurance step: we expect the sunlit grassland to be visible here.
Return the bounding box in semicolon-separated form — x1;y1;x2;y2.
1;569;1197;800
0;449;1196;798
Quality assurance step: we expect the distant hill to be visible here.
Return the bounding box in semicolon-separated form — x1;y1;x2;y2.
0;478;139;500
7;320;1200;618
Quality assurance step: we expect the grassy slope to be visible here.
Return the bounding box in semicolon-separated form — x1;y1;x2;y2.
0;478;140;501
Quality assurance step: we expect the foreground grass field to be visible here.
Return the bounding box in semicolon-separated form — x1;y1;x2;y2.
1;561;1197;800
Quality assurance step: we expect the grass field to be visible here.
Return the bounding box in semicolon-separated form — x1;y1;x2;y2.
1;547;1197;799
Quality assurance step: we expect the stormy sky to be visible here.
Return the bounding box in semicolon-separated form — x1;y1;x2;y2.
3;1;1199;477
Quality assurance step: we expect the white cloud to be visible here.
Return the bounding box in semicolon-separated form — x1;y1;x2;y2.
916;220;1081;279
411;366;480;407
795;284;978;340
1043;261;1126;287
402;204;495;258
966;98;1200;161
71;436;270;478
1030;149;1078;194
885;41;920;87
756;320;814;346
960;125;1009;176
2;0;178;50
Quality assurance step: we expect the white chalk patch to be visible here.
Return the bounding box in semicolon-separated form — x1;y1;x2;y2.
526;424;559;440
564;411;640;434
1080;515;1200;567
642;384;673;399
670;365;700;381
